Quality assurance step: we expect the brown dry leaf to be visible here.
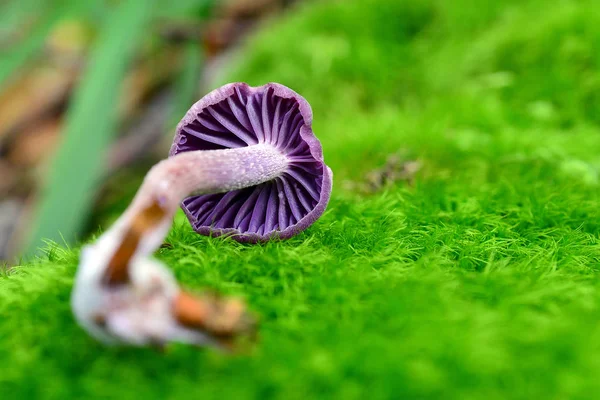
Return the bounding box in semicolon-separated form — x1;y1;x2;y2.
0;67;73;143
345;152;422;194
6;118;62;168
203;19;239;57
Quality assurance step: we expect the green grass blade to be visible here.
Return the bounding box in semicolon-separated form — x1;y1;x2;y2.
24;0;153;257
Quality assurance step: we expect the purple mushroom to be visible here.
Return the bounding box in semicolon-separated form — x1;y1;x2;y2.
71;83;331;348
170;82;333;242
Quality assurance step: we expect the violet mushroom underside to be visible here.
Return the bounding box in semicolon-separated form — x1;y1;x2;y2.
170;82;333;242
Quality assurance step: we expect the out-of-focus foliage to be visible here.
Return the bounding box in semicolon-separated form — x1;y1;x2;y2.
23;0;153;255
0;0;66;88
11;0;214;256
4;0;600;398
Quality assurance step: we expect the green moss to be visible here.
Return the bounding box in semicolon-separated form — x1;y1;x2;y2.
4;0;600;398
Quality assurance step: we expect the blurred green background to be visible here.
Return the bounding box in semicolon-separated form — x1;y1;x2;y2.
1;0;238;259
3;0;600;398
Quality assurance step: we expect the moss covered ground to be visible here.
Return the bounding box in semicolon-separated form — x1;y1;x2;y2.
3;0;600;398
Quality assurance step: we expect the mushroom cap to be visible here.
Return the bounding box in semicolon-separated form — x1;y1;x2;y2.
169;82;333;242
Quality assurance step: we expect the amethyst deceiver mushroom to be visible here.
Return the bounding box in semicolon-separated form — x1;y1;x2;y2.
71;83;331;349
170;82;333;242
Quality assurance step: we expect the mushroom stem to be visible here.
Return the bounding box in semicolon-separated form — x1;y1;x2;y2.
129;143;287;220
96;143;289;284
72;143;284;347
